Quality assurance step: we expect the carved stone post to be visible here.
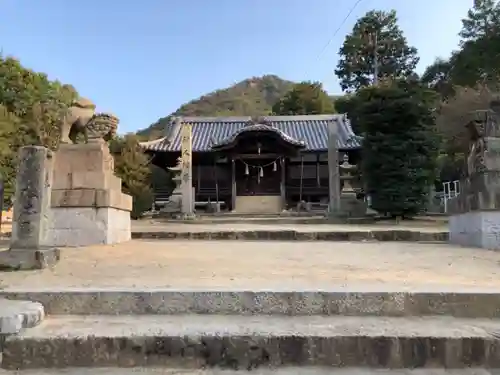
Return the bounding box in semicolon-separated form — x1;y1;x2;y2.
0;146;60;270
180;119;194;218
448;101;500;249
327;119;341;215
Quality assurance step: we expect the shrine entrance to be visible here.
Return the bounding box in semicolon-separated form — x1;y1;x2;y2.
235;158;281;196
211;122;305;213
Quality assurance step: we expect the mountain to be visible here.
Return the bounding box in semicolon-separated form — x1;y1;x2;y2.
137;75;295;139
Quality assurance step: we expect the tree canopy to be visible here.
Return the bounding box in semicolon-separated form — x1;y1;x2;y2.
0;55;153;217
335;10;419;92
422;0;500;94
0;56;79;204
272;82;335;115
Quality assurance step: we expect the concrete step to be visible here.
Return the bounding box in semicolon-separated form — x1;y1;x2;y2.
2;289;500;317
0;368;499;374
3;315;500;369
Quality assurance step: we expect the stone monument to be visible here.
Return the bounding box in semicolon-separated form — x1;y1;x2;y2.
448;100;500;249
47;99;132;247
327;118;341;216
180;119;195;218
0;146;60;270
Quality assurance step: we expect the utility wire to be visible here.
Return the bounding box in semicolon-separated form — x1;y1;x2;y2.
313;0;365;63
302;0;365;96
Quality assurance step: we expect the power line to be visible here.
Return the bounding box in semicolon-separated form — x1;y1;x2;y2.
314;0;365;62
307;0;365;91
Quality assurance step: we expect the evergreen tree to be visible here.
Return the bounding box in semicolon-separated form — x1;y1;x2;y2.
460;0;500;41
451;0;500;88
111;134;153;219
358;81;439;217
335;10;419;92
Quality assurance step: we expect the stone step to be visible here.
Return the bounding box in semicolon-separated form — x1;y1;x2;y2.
0;368;498;374
0;299;44;335
3;315;500;369
1;289;499;317
131;230;448;242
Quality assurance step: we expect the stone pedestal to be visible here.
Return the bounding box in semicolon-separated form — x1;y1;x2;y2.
0;146;60;270
47;141;132;247
448;106;500;250
449;170;500;249
340;191;367;217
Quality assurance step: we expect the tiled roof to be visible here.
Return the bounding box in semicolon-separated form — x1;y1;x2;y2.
212;124;306;149
140;115;362;152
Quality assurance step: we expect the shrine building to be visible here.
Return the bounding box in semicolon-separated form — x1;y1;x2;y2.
140;115;362;214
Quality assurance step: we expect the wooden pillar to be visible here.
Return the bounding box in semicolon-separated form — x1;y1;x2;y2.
316;153;320;187
231;157;236;211
280;157;286;209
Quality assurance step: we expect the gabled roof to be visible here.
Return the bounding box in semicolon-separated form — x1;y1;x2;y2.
140;114;362;152
212;123;306;150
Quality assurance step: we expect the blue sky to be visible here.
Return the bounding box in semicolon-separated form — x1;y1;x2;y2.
1;0;471;133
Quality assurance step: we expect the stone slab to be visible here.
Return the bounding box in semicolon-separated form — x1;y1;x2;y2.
131;230;448;242
234;195;283;214
52;171;123;191
3;290;500;318
0;298;45;334
0;248;60;271
51;189;132;211
3;315;500;369
0;368;497;375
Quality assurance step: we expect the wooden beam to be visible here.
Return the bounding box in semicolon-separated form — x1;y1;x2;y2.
235;153;282;159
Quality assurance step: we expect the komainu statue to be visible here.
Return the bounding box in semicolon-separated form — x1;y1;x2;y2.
60;97;119;144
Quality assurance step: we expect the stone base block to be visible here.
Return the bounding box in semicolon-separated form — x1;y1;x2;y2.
340;194;368;218
0;248;60;271
234;195;283;214
47;207;131;247
449;211;500;250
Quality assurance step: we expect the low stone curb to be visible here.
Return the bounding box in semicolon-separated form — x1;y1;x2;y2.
132;230;449;242
0;299;44;334
2;290;498;317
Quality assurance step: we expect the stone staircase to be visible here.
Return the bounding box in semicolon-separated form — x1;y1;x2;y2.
1;290;500;373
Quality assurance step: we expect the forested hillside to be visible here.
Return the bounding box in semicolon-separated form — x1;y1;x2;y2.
137;75;296;139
